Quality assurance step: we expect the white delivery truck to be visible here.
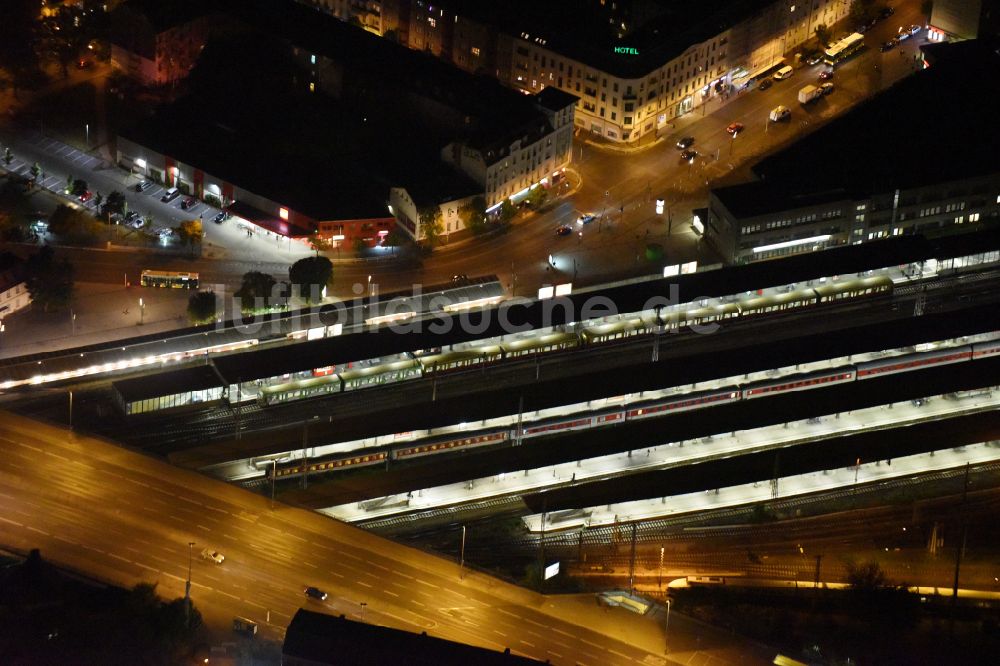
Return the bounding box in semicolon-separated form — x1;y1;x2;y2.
798;85;822;104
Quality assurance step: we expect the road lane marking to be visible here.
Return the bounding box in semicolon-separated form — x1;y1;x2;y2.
415;579;439;589
496;608;521;619
493;630;508;638
411;599;425;608
357;581;372;588
520;640;535;648
547;651;564;659
607;648;631;660
580;639;603;649
383;590;399;598
0;516;24;527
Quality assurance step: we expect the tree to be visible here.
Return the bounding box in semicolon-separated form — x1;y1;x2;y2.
846;560;888;591
47;203;91;236
174;219;203;247
93;192;103;211
814;23;832;47
102;190;127;217
383;28;400;43
418;205;443;246
850;0;879;25
0;0;42;97
29;162;40;178
3;147;12;165
498;198;517;226
526;185;549;209
235;270;278;313
353;237;367;256
307;232;332;255
289;256;333;303
459;196;488;235
71;179;88;196
25;245;74;312
187;291;218;325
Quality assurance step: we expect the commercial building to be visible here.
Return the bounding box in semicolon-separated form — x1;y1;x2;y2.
705;38;1000;264
306;0;851;144
927;0;999;42
0;253;31;320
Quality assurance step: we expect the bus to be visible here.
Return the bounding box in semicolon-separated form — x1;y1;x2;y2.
823;33;865;67
140;270;200;289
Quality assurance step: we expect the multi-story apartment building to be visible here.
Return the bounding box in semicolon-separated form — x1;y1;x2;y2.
442;87;577;209
0;253;31;321
308;0;851;144
108;0;217;86
705;38;1000;264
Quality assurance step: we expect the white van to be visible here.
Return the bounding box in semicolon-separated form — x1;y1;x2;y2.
773;65;794;80
769;105;791;122
160;187;180;203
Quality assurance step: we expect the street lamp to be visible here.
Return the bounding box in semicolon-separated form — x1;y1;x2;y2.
138;297;145;325
186;541;194;627
658;546;664;589
367;274;372;297
0;320;5;353
85;123;89;149
459;525;467;579
359;601;367;622
663;598;671;654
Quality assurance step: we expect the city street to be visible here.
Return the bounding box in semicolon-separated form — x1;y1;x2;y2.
0;411;774;665
0;1;931;357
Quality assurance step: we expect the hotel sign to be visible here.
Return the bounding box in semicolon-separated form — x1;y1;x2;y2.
613;46;640;55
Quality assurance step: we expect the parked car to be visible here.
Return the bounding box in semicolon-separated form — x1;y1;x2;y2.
897;28;911;41
820;82;835;95
879;6;894;19
181;196;197;210
805;54;823;66
757;78;772;91
818;70;833;81
555;224;573;236
679;149;698;162
675;136;695;149
576;213;597;225
124;211;141;226
909;24;922;35
451;274;469;282
212;211;228;224
305;587;328;601
880;40;897;52
134;180;153;193
160;187;180;203
201;548;225;564
726;122;744;135
78;190;93;203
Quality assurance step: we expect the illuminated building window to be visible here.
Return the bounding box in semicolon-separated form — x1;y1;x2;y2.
279;207;289;220
309;82;315;92
471;46;480;56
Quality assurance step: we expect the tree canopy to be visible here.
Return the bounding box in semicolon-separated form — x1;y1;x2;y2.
25;245;74;312
418;206;443;246
459;196;488;235
235;270;280;313
187;291;218;325
289;256;333;303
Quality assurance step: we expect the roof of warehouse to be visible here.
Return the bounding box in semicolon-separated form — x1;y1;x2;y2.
113;365;223;403
719;38;1000;218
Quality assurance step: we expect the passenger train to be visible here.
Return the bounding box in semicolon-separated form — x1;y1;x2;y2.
266;337;1000;481
260;276;894;406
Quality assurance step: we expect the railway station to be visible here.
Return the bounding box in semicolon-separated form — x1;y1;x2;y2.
86;230;1000;415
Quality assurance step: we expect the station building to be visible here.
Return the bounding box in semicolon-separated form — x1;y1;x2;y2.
704;38;1000;264
305;0;851;144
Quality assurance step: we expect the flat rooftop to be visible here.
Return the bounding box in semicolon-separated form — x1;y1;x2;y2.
718;38;1000;217
437;0;774;78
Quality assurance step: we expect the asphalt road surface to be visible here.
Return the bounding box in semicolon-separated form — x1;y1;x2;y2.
0;412;774;665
